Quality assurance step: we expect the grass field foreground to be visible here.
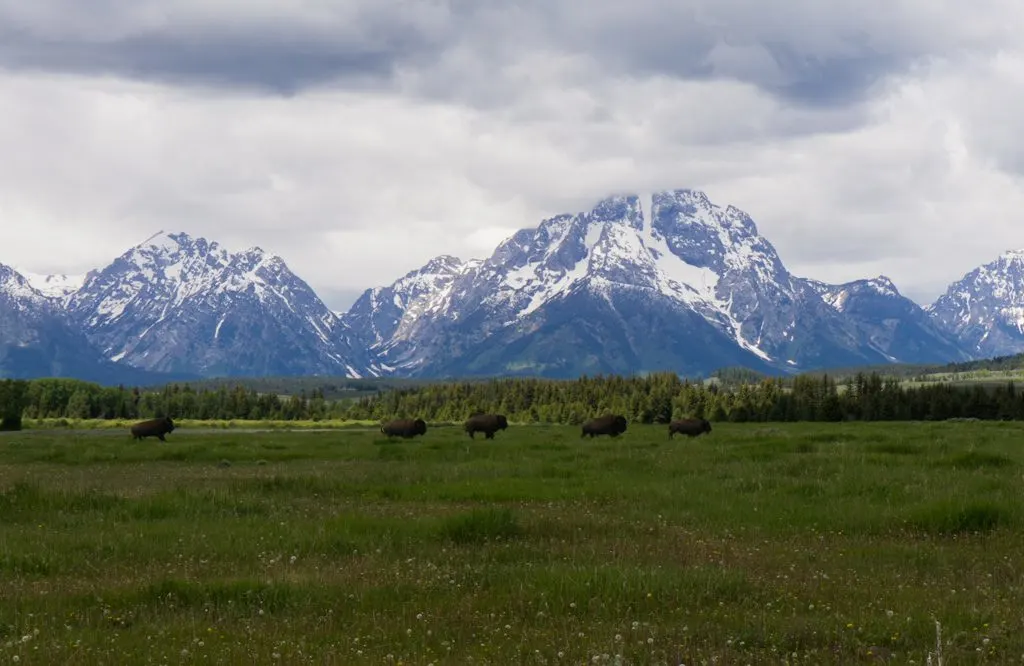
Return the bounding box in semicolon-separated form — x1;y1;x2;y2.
1;421;1023;664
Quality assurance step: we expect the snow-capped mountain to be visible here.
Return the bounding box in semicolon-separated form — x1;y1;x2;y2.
0;263;184;384
346;190;954;378
807;276;970;364
64;231;375;378
342;255;478;368
927;249;1024;358
16;270;85;300
6;188;1013;385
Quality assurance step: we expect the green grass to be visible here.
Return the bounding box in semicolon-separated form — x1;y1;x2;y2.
1;421;1023;664
23;417;382;430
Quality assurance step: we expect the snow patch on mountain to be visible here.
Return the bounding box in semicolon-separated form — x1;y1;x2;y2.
808;276;900;313
0;265;50;310
927;248;1024;357
64;230;373;377
15;270;85;300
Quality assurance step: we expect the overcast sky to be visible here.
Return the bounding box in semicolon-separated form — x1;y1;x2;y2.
1;1;1022;310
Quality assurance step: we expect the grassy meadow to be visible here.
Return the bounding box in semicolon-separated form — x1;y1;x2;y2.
1;420;1023;664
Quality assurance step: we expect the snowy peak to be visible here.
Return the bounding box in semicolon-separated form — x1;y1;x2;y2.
803;273;968;363
932;250;1024;314
352;189;813;373
0;264;50;309
997;248;1024;262
649;189;779;278
128;230;228;270
346;187;978;377
862;275;899;297
14;270;85;300
928;247;1024;357
591;194;644;230
71;231;307;321
341;253;477;357
809;275;901;312
61;230;373;378
492;190;749;295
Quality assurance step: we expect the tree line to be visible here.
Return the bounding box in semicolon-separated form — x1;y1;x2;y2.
4;371;1024;427
0;378;343;425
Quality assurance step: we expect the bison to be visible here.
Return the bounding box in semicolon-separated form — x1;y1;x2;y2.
668;417;712;438
0;416;22;432
464;413;508;439
581;414;628;438
380;418;428;439
130;416;175;441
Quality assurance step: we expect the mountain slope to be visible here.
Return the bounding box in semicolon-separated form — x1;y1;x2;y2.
347;190;927;378
341;255;480;373
16;270;85;300
0;264;192;385
65;231;375;378
927;249;1024;358
422;280;781;377
807;276;971;364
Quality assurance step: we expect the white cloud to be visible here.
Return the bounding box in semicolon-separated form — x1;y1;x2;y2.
0;1;1022;311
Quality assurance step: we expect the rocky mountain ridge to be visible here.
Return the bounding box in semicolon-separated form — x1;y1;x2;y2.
1;190;1019;382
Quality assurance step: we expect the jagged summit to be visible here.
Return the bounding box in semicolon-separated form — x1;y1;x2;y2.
344;189;959;377
64;231;375;377
1;189;993;382
0;263;185;384
0;264;48;308
806;274;969;363
808;275;901;311
13;269;84;300
928;247;1024;357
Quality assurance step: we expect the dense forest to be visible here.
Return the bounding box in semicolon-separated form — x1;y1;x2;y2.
150;375;449;401
4;370;1024;427
125;352;1024;399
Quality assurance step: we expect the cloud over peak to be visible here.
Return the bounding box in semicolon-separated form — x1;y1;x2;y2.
0;0;1022;310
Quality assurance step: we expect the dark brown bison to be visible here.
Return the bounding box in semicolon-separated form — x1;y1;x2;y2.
380;418;428;439
464;413;508;439
668;417;712;438
581;414;628;438
130;416;175;441
0;416;22;432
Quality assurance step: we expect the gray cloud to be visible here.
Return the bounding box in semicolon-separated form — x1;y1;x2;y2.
0;1;1022;312
1;1;1017;105
0;1;452;94
0;30;399;94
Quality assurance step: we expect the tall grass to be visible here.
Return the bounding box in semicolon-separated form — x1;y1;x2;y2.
0;420;1021;663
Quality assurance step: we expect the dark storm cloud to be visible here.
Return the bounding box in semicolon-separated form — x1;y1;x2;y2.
0;27;434;95
0;0;963;106
1;0;1021;309
756;46;900;107
6;35;372;94
0;0;454;93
